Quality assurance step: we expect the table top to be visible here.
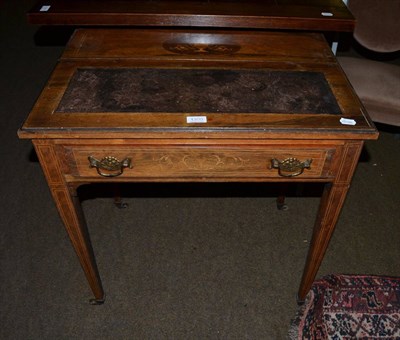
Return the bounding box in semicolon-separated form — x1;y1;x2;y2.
19;28;377;140
28;0;354;31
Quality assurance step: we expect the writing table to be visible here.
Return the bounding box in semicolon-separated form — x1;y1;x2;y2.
19;27;378;304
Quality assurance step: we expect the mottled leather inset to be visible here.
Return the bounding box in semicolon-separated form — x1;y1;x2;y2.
56;68;342;114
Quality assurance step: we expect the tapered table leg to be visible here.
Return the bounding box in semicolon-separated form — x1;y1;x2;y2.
297;141;363;303
34;141;105;304
297;182;349;303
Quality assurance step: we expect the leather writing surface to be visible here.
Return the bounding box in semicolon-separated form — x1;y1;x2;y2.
56;68;342;115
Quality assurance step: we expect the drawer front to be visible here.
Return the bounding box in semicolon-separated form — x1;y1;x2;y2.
60;144;336;180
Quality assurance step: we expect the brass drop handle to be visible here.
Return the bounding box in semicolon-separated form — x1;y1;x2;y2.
88;156;132;177
270;157;312;177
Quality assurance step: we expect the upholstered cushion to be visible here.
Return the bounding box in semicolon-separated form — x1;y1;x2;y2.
348;0;400;53
339;56;400;126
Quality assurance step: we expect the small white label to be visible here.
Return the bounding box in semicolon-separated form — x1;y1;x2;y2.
340;118;357;126
186;116;207;124
321;12;334;17
40;5;51;12
331;41;338;55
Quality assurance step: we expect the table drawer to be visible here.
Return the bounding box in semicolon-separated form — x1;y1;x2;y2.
60;144;337;180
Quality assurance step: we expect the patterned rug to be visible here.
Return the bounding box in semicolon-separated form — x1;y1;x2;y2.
289;274;400;339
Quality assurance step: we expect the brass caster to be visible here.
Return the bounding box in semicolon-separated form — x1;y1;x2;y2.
277;203;289;211
89;296;105;305
115;201;129;209
296;294;305;306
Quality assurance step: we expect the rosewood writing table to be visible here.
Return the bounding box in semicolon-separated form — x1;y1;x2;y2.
18;27;378;304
